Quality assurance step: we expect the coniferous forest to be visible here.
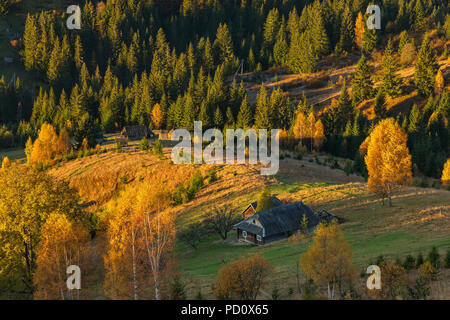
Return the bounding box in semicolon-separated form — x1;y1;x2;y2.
0;0;447;177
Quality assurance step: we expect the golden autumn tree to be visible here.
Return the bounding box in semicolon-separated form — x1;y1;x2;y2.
104;186;149;300
215;254;272;300
34;214;90;300
442;158;450;187
55;128;71;155
1;156;11;169
364;118;412;207
307;112;316;152
135;182;175;300
300;222;355;299
31;122;59;165
434;69;444;96
0;165;87;299
151;103;164;129
25;136;33;164
293;110;307;141
104;182;176;301
314;119;326;150
355;12;365;50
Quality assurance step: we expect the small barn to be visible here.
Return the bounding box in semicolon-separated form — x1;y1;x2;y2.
120;125;152;141
234;202;320;245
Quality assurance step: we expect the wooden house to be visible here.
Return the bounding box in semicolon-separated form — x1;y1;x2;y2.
234;202;320;245
120;125;152;141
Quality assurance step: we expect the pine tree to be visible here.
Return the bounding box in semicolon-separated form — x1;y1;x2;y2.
23;14;39;71
352;55;373;103
338;7;354;53
254;85;270;129
362;25;377;55
415;36;438;97
74;36;84;70
374;91;387;118
237;96;252;129
381;40;402;97
398;31;409;56
214;24;235;68
263;8;280;49
273;20;288;66
310;7;329;58
408;104;421;134
198;101;212;128
414;0;426;32
213;107;223;128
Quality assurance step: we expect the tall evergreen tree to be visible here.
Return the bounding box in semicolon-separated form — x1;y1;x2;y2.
381;40;402;97
352;55;373;103
415;36;438;97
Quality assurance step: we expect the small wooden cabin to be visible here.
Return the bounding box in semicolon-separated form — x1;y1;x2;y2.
120;125;152;141
234;202;320;245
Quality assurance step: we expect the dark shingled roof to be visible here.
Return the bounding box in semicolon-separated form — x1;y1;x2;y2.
250;196;283;211
235;202;319;237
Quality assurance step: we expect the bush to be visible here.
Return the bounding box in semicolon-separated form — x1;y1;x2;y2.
403;255;416;271
152;139;163;155
208;169;218;184
344;160;353;176
138;137;149;151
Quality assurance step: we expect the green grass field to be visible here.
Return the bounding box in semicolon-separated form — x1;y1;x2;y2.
175;176;450;298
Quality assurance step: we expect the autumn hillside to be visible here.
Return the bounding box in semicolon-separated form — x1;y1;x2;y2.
42;143;450;299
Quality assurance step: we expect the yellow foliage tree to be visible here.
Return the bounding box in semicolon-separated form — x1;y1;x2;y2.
1;156;11;169
104;182;176;300
0;165;87;298
434;69;444;96
25;136;33;164
300;222;355;299
364;118;412;207
104;187;149;300
56;128;71;155
31;123;59;165
34;214;90;300
293;110;307;140
31;123;72;165
314;119;326;150
355;12;365;50
215;254;271;300
151;103;164;130
442;158;450;187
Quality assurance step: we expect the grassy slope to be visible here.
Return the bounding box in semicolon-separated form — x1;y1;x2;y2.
53;145;447;299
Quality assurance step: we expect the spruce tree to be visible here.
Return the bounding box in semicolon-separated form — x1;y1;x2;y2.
381;40;402;97
237;95;253;129
213;107;223;128
374;91;387;118
351;55;373;103
415;36;438;97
